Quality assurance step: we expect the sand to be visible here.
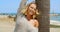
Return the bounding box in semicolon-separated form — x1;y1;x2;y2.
50;28;60;32
0;15;60;32
0;15;15;32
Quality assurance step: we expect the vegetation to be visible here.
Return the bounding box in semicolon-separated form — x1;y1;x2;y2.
50;24;60;28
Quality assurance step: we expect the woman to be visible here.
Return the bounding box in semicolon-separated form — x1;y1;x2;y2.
14;1;39;32
21;1;39;28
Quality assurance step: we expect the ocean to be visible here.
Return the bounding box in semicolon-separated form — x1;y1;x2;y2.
0;13;60;22
50;16;60;21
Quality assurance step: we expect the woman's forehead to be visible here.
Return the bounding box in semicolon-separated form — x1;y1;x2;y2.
29;4;36;8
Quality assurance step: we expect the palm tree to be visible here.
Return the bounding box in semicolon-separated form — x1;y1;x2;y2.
14;0;50;32
36;0;50;32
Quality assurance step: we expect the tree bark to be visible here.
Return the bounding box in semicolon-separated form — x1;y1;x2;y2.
36;0;50;32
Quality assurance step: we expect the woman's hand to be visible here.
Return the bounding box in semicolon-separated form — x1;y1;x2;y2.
29;19;39;28
34;19;39;28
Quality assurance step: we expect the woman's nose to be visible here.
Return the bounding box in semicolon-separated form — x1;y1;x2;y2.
32;9;35;12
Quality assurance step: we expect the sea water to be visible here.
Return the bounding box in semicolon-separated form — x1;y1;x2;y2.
50;15;60;21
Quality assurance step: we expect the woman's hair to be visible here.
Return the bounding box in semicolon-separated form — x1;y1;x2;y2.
21;1;39;19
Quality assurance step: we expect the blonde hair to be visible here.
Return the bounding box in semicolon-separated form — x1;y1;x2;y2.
21;1;39;19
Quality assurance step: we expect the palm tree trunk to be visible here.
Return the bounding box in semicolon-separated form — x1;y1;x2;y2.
36;0;50;32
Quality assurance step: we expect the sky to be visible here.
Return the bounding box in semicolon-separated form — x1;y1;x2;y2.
0;0;60;13
0;0;34;13
50;0;60;13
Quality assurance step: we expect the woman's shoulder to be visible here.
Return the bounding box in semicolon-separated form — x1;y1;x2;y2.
30;19;38;22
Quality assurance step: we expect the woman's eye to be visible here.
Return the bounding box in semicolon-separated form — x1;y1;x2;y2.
31;7;33;9
31;7;35;10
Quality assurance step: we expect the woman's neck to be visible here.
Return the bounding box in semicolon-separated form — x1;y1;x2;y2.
26;14;33;21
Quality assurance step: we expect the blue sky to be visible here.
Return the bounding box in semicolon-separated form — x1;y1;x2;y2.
0;0;34;13
50;0;60;13
0;0;60;13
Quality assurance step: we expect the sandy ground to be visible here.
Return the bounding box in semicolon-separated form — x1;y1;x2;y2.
0;16;15;32
0;16;60;32
0;21;60;32
0;21;15;32
50;28;60;32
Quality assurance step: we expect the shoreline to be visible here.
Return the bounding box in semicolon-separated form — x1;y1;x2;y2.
50;20;60;26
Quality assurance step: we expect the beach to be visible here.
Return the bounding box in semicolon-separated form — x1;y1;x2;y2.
0;15;60;32
0;15;15;32
50;28;60;32
0;21;15;32
50;20;60;25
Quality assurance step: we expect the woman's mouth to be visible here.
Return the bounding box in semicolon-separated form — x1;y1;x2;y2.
29;11;34;15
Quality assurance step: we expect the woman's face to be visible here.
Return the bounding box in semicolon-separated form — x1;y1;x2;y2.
27;4;36;15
